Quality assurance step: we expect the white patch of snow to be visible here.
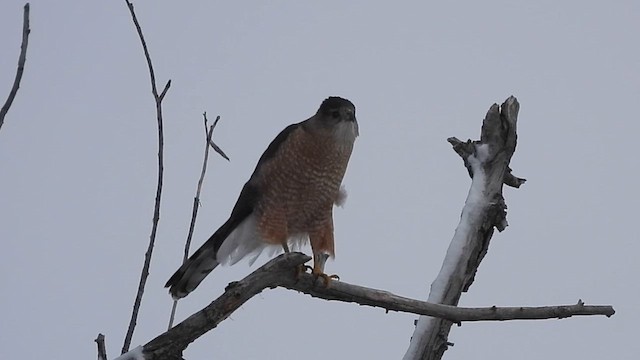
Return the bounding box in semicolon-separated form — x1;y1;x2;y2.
114;346;144;360
475;143;490;162
404;152;488;359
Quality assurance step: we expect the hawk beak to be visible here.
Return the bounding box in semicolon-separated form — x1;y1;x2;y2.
345;109;356;122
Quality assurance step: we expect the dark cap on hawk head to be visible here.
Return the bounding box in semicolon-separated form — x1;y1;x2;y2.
165;96;358;299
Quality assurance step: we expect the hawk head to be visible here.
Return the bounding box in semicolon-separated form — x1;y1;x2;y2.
313;96;359;141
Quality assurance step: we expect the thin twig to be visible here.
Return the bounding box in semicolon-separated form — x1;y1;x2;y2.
0;3;31;133
167;113;223;330
141;252;615;359
208;115;230;161
122;0;171;354
95;333;108;360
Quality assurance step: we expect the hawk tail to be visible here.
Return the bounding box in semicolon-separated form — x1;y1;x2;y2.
165;244;220;299
164;222;234;299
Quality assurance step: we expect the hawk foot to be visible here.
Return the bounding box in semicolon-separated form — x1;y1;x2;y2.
296;264;313;280
312;272;340;287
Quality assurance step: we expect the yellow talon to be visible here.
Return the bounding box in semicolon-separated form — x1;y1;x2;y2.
310;252;338;286
313;272;340;287
296;264;313;279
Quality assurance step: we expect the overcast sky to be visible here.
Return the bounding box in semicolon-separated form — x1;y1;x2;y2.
1;1;638;359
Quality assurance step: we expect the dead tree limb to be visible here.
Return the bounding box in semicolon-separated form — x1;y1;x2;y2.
404;96;524;360
95;333;108;360
0;3;31;133
116;253;612;359
132;252;613;359
121;0;172;354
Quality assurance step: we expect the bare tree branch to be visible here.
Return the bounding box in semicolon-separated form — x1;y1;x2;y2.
121;0;171;354
168;113;225;330
0;3;31;133
404;97;525;359
95;333;108;360
137;252;614;360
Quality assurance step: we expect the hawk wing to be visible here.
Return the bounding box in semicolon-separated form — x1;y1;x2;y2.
165;122;301;299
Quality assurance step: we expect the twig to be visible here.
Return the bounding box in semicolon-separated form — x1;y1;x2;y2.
167;113;225;330
139;252;614;360
0;3;31;133
207;115;230;161
121;0;171;354
95;333;108;360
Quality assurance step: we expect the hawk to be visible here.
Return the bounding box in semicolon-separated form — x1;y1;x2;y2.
166;96;358;299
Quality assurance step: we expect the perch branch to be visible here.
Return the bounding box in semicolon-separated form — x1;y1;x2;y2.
168;113;226;330
121;0;172;354
0;3;31;133
139;252;614;360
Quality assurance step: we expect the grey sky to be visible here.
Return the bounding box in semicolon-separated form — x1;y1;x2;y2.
1;1;637;359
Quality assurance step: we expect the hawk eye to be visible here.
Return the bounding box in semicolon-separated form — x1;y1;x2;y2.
330;110;340;119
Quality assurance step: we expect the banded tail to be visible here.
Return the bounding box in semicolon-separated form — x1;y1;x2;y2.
165;214;243;298
165;227;226;299
166;182;261;299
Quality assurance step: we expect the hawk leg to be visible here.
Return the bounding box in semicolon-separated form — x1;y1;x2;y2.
312;252;339;286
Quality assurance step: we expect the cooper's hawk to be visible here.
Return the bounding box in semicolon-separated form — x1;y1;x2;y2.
165;96;358;299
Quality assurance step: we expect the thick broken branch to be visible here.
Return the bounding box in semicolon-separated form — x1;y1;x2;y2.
405;97;524;360
95;333;107;360
139;252;614;360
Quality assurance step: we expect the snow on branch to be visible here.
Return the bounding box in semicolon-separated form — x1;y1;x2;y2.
401;96;614;360
114;346;144;360
404;97;526;360
136;252;613;360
